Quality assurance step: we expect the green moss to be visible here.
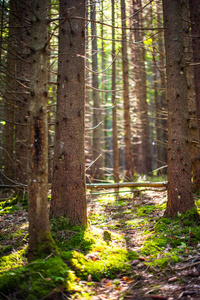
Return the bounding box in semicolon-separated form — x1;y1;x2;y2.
62;246;137;281
0;245;12;256
179;207;200;226
52;225;95;253
51;216;69;230
136;205;157;216
29;231;58;261
148;253;181;269
0;195;28;215
0;247;27;271
0;256;79;299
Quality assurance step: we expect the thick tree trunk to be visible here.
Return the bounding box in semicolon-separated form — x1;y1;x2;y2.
90;0;103;180
28;0;55;261
50;0;87;226
189;1;200;136
121;0;134;179
112;0;119;183
163;0;195;217
183;0;200;191
15;0;31;183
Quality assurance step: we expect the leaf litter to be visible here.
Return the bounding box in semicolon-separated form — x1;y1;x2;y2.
0;188;200;299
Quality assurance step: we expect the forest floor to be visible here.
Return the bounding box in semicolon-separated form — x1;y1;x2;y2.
0;187;200;299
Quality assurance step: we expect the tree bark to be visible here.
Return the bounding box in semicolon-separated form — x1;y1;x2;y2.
130;0;143;174
50;0;87;226
183;0;200;191
85;0;92;180
121;0;134;179
163;0;195;217
15;0;31;183
189;0;200;136
90;0;103;180
112;0;119;183
4;0;15;182
157;1;167;170
28;0;55;261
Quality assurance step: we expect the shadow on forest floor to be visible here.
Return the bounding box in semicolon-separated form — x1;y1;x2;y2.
0;188;200;299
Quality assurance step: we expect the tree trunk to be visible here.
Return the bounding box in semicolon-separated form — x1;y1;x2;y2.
121;0;134;179
157;1;167;171
4;0;15;182
183;0;200;191
90;0;103;180
112;0;119;183
162;0;195;217
130;0;143;174
131;0;152;174
85;0;92;180
28;0;55;261
50;0;87;226
189;0;200;136
15;0;31;183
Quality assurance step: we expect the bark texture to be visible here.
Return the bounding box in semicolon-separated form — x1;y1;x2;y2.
131;0;151;174
28;0;55;261
90;0;103;180
50;0;87;226
189;0;200;136
121;0;134;179
163;0;195;217
4;0;15;181
15;0;31;183
157;1;167;170
112;0;119;183
183;0;200;191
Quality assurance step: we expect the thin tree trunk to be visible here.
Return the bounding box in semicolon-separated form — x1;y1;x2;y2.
121;0;134;179
157;2;167;170
15;0;31;183
50;0;87;226
4;0;15;181
130;0;143;174
28;0;55;261
138;0;151;174
85;0;92;179
90;0;103;180
112;0;119;183
163;0;195;217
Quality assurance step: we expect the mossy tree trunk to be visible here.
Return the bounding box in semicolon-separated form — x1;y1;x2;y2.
28;0;55;261
50;0;87;226
163;0;195;217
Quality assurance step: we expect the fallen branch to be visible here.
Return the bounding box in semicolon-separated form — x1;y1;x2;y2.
0;181;168;190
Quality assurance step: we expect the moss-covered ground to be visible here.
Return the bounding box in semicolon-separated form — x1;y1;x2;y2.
0;186;200;299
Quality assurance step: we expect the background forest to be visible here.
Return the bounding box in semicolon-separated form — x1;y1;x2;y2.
0;0;200;299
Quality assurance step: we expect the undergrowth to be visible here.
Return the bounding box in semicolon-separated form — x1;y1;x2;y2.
0;188;200;299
